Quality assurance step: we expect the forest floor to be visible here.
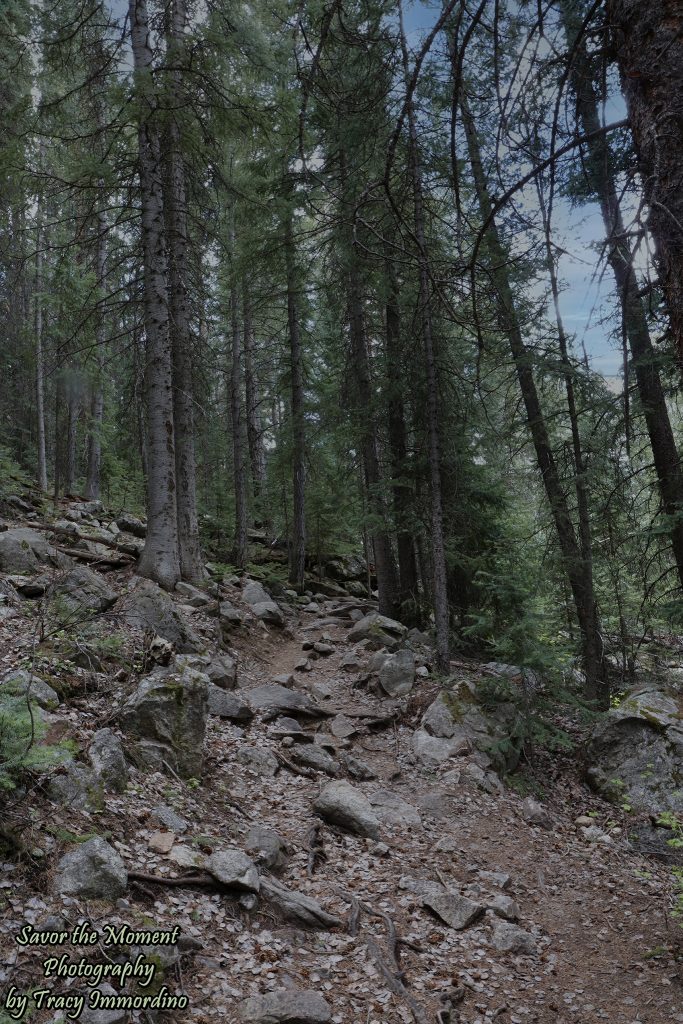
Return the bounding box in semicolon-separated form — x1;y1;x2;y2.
0;536;682;1024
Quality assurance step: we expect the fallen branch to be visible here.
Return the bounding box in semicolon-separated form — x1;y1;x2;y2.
54;545;133;568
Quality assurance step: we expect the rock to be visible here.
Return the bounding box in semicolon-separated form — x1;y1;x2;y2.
348;612;408;646
340;653;361;670
463;762;504;794
325;554;366;581
422;695;459;738
207;684;254;722
313;780;380;838
313;642;335;656
423;889;484;930
219;601;244;630
130;740;178;774
239;746;280;777
1;670;59;710
242;580;272;606
291;745;338;776
412;728;469;767
150;804;188;833
581;825;613;845
520;796;552;829
260;878;341;929
269;717;307;739
252;601;285;626
206;652;238;690
244;826;288;871
329;714;357;740
118;660;208;778
477;869;511;890
378;649;415;697
79;984;127;1024
88;729;128;793
490;919;537;954
339;752;377;781
52;567;118;616
368;790;422;827
207;850;259;892
247;684;326;718
175;581;211;607
148;831;175;854
487;894;520;920
238;989;331;1023
53;838;127;900
168;845;204;869
115;513;146;537
0;527;71;573
119;579;201;652
585;684;683;814
48;763;103;811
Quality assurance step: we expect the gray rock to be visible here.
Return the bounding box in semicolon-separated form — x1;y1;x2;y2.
412;728;469;767
119;579;201;652
313;780;380;838
53;838;127;900
245;826;288;871
1;670;59;710
490;919;536;954
206;652;238;690
175;581;211;607
520;796;552;829
247;684;325;718
52;567;118;616
369;790;422;827
291;745;338;776
118;660;208;778
207;850;259;892
130;740;178;775
239;746;280;777
88;729;128;793
339;752;377;781
325;554;366;581
378;649;415;697
422;695;459;739
329;715;357;740
585;685;683;814
348;612;408;646
463;762;504;794
252;600;285;626
48;763;103;810
150;804;188;833
0;527;71;573
242;580;272;606
487;894;520;920
115;513;146;537
238;989;331;1023
260;878;341;930
219;601;244;630
208;684;254;722
423;889;484;930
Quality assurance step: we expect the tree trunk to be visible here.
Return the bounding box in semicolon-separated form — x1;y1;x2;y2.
243;282;266;504
129;0;180;590
230;276;248;568
85;208;106;500
164;0;204;582
65;388;79;494
608;0;683;366
35;208;48;493
460;95;608;707
284;204;306;590
561;1;683;594
400;3;450;671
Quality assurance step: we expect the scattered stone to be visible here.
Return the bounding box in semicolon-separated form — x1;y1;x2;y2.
245;826;289;871
1;670;59;710
260;878;341;930
242;580;272;606
273;674;295;687
520;796;552;829
296;658;313;672
313;780;380;838
168;846;204;869
490;919;537;954
219;601;244;630
150;804;188;833
477;870;511;890
313;642;335;656
238;988;331;1023
581;825;613;845
252;601;285;626
175;581;211;607
487;894;520;920
207;850;260;892
463;762;504;794
378;649;415;697
247;684;326;718
238;746;280;777
423;889;484;930
422;695;459;738
339;752;377;781
115;513;146;537
53;838;127;900
208;684;254;722
206;652;238;690
348;611;408;646
340;653;361;670
88;729;128;793
0;527;71;573
148;831;175;854
329;714;357;740
48;763;103;811
413;729;469;767
291;745;338;776
369;790;422;827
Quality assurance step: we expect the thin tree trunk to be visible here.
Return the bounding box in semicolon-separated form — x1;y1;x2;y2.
65;389;79;494
243;282;266;503
35;208;48;492
399;2;450;671
230;276;248;569
607;0;683;366
560;2;683;594
284;203;306;590
164;0;204;582
85;208;106;500
130;0;180;590
460;95;608;707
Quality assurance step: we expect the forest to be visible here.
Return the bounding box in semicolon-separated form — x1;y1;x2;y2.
0;2;682;1021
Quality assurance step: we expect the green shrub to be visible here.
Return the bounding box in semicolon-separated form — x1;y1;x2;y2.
0;692;65;791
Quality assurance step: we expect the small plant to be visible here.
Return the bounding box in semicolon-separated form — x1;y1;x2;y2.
655;813;683;926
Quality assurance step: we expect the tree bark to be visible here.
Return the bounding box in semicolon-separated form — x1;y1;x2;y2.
164;0;204;582
460;95;608;707
129;0;180;590
284;203;306;590
34;207;48;493
561;2;683;594
608;0;683;366
85;208;106;500
243;282;266;504
230;275;248;569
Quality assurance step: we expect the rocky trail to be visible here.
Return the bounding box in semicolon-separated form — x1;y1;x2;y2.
0;501;681;1024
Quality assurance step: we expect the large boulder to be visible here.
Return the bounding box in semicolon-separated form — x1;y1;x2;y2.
313;781;380;838
247;684;326;719
348;612;407;647
0;528;71;573
118;579;201;652
207;850;260;892
53;838;127;900
207;684;254;723
52;567;118;616
378;649;415;697
242;580;271;606
118;660;208;778
325;554;366;582
585;683;683;815
115;513;146;537
88;729;128;793
1;670;59;710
